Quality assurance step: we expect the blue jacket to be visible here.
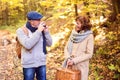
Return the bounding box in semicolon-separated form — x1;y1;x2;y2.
16;27;52;68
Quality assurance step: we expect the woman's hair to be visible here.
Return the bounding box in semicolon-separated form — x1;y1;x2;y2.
75;16;92;31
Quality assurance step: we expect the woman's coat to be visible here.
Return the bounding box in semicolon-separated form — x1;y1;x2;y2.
64;34;94;80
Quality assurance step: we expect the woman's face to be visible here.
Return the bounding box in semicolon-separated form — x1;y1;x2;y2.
75;20;82;32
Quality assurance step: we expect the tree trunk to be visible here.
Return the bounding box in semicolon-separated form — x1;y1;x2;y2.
2;2;9;25
23;0;28;20
74;4;78;17
109;0;120;21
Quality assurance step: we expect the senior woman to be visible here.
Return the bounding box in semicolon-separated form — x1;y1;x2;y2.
63;16;94;80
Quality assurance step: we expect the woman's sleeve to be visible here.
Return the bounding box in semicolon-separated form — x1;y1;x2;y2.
64;41;71;59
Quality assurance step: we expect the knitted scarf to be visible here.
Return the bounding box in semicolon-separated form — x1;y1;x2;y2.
67;29;93;54
26;21;47;54
26;21;37;32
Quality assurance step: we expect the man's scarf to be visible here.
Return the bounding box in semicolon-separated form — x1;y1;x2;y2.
67;29;93;54
26;21;47;54
26;21;37;32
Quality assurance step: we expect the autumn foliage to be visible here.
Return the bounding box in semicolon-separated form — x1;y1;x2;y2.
0;0;120;80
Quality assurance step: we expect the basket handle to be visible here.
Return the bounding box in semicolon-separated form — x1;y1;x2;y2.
65;57;73;69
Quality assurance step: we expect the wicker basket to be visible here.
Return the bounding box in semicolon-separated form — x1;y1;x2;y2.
55;67;81;80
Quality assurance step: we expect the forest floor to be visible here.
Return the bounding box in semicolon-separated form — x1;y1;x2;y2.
0;30;119;80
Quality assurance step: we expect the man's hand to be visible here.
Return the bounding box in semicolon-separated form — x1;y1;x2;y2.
38;22;45;32
43;25;49;32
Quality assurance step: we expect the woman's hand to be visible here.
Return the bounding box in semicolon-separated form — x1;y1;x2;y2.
67;58;74;66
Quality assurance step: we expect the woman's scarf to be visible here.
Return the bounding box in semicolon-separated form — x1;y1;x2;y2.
62;30;93;67
67;29;93;54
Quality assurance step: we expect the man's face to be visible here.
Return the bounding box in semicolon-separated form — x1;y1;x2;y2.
30;20;41;28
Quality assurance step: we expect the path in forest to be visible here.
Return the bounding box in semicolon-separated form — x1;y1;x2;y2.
0;30;23;80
